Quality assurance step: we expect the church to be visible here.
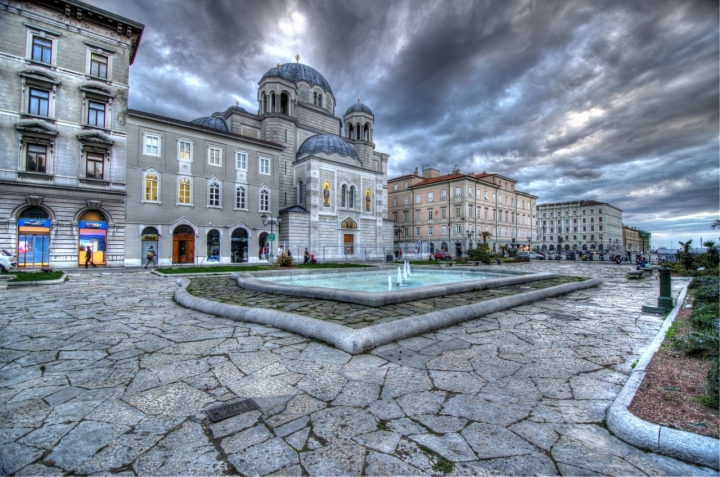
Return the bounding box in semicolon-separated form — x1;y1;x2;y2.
124;61;394;265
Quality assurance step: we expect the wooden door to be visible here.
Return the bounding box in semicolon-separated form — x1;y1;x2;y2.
173;233;195;264
343;234;354;255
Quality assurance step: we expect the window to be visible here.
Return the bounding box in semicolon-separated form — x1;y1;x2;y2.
441;225;447;235
259;189;270;212
415;210;421;221
468;205;472;217
29;88;49;116
32;36;52;63
404;196;409;205
179;140;192;161
428;191;434;202
297;180;304;205
416;227;421;236
468;187;473;197
260;157;270;174
393;184;398;191
484;191;489;201
441;189;447;199
599;217;603;222
145;173;158;201
208;146;222;166
393;197;398;207
415;193;421;204
144;134;160;156
404;212;409;222
90;53;108;79
428;209;433;220
493;193;496;202
455;225;462;234
87;101;106;127
404;181;409;189
441;208;446;219
455;187;461;197
208;182;221;207
235;150;247;170
341;185;347;208
393;212;398;223
455;206;461;218
85;153;104;179
26;144;46;173
178;178;191;204
428;226;434;236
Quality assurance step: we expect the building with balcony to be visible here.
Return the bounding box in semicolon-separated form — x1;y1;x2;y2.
387;166;538;257
536;200;623;254
0;0;143;268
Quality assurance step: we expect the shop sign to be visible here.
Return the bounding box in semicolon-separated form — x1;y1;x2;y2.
79;221;107;229
18;218;51;227
268;233;276;241
142;234;158;241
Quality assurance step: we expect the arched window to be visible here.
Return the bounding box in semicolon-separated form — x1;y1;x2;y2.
207;229;220;262
313;92;317;105
262;93;267;113
208;182;220;207
349;186;355;209
348;124;354;139
364;123;369;141
178;178;190;204
280;92;289;115
270;92;276;113
145;173;158;201
297;180;304;205
236;186;246;209
341;184;347;208
318;94;323;108
365;189;371;211
260;189;270;212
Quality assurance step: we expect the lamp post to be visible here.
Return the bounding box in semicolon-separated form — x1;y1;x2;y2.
260;213;281;262
527;237;531;252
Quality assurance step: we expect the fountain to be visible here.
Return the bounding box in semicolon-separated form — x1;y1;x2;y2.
397;267;403;286
388;275;392;290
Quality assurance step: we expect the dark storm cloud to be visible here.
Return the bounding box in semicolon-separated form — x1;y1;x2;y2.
89;0;719;245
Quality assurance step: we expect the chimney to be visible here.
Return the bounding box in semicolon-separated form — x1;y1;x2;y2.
414;167;419;176
422;168;440;179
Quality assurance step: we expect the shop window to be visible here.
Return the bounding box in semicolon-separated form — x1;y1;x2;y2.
236;185;247;209
85;153;104;179
26;144;47;173
207;229;220;262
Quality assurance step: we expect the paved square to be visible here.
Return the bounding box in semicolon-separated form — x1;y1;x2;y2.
1;263;714;476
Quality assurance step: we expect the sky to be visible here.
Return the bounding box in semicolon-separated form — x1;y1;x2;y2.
91;0;719;249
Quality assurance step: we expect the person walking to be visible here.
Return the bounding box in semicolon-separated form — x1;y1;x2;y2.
84;245;96;268
304;248;310;264
144;245;157;269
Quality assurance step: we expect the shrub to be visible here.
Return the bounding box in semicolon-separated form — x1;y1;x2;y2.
672;331;719;357
276;254;294;267
467;244;492;264
691;301;720;332
705;357;720;409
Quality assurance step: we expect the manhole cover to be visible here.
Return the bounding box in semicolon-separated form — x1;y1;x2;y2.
549;313;579;321
205;399;259;422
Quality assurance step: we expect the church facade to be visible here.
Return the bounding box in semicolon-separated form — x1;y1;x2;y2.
124;62;393;265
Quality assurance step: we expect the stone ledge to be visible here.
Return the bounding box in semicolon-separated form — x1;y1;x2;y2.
606;283;720;470
6;272;67;287
174;276;602;355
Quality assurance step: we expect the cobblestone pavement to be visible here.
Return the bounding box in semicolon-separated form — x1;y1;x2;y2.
1;263;715;476
187;275;584;328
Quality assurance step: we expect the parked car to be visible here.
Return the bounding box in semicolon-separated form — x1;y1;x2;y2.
534;253;546;260
519;251;543;260
433;250;452;260
0;249;17;273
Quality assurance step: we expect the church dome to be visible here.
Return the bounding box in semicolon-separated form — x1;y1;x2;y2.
262;63;333;94
345;102;373;115
297;134;358;160
190;116;229;131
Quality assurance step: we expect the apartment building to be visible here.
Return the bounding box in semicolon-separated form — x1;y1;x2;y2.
536;200;623;253
387;166;538;256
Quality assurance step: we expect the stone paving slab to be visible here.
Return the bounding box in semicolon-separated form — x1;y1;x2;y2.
0;263;713;476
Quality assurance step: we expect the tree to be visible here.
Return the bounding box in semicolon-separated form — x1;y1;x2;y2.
677;239;694;270
712;219;720;230
702;240;719;268
481;231;492;244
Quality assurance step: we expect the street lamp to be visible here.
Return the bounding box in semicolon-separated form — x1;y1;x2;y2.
527;237;531;252
260;213;281;262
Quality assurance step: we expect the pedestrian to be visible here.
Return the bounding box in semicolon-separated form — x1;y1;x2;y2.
304;248;310;264
277;245;283;258
144;245;157;269
84;245;96;268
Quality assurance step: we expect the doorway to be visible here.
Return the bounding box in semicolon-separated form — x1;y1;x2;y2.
172;225;195;264
17;207;51;268
343;234;354;255
231;228;248;263
141;227;159;266
78;211;107;266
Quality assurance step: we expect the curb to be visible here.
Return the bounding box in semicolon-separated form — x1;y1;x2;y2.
5;272;68;287
606;283;720;470
174;276;601;354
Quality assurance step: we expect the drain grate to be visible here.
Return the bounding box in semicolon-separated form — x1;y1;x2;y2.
205;399;259;422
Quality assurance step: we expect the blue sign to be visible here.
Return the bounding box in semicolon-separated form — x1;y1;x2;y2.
79;221;107;229
18;218;51;228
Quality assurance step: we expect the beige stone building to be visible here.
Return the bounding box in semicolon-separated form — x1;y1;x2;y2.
387;166;537;257
536;200;623;254
622;225;651;254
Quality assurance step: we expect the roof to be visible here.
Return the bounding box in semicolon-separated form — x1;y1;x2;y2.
261;63;333;94
190;116;229;132
223;105;248;115
279;205;310;214
297;134;358;160
416;172;466;186
127;109;283;149
345;102;373;116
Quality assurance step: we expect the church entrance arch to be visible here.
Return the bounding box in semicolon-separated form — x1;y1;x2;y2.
173;225;195;264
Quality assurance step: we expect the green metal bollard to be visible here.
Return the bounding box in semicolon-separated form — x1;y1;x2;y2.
642;267;674;314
